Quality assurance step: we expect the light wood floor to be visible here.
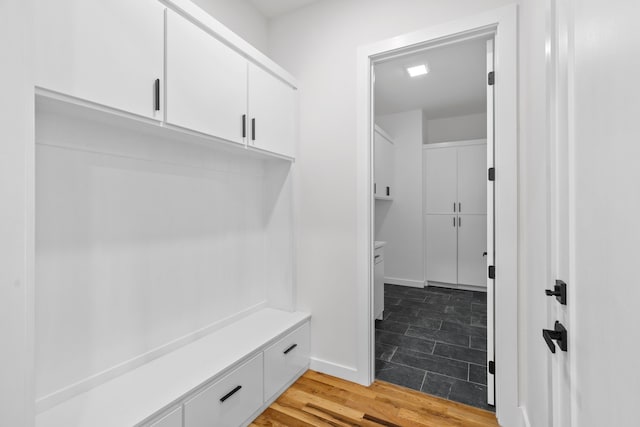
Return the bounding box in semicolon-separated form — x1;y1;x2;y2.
251;370;499;427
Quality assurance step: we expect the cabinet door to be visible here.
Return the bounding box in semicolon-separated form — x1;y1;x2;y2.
457;215;487;287
424;148;457;213
374;133;383;196
374;131;394;197
35;0;165;119
264;323;310;400
150;407;182;427
457;144;487;214
184;354;263;427
425;215;458;284
374;251;385;320
166;10;247;144
248;63;296;157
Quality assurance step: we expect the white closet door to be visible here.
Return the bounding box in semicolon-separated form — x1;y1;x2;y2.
425;215;458;284
424;148;457;213
248;63;296;157
35;0;165;119
457;214;487;287
457;144;487;214
166;10;247;144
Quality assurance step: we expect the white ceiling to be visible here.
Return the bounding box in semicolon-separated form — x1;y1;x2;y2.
375;37;490;119
249;0;321;18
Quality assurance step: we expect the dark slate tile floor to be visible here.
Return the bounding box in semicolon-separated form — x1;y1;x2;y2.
374;284;493;411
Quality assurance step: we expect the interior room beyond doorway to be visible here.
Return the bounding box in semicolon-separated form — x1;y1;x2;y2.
372;36;494;410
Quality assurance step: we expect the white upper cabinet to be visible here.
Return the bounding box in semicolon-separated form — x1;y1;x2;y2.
457;144;488;213
248;63;296;158
424;147;457;213
166;10;248;145
374;127;395;199
35;0;165;119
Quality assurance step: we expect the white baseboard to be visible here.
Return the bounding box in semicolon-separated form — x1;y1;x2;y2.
384;277;425;288
309;357;361;384
427;281;487;293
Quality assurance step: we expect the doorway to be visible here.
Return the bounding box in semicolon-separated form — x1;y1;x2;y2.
356;5;518;425
371;36;494;410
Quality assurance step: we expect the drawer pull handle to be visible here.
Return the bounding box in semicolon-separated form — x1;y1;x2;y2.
219;385;242;403
284;344;298;355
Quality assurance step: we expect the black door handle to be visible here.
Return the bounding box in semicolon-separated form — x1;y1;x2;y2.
545;280;567;305
251;118;256;141
154;78;160;111
219;385;242;402
542;321;567;353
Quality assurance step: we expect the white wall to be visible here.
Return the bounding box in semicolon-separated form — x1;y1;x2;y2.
425;112;487;144
0;1;35;426
375;111;424;287
190;0;268;53
268;0;514;380
34;105;293;405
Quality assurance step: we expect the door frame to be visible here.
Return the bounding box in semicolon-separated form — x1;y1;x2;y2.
355;4;519;426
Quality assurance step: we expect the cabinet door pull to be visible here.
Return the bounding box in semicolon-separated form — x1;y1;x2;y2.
283;344;298;355
242;114;247;138
454;202;456;212
459;202;461;212
154;78;160;111
453;217;456;227
458;217;461;227
386;186;390;196
251;118;256;141
219;385;242;403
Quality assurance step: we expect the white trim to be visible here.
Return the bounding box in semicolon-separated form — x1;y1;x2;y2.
422;139;487;149
384;277;425;288
521;406;533;427
161;0;298;89
309;358;360;383
357;4;520;426
374;125;395;145
35;301;268;412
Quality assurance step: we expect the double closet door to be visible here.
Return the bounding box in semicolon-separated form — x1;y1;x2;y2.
424;141;487;288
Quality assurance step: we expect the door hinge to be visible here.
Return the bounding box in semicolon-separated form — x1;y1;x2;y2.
488;71;495;86
488;361;495;375
488;167;495;181
488;265;495;279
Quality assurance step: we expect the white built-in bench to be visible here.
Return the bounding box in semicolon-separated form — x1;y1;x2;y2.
36;309;311;427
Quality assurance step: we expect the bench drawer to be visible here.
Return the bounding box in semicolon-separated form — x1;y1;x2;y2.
184;353;263;427
263;322;310;400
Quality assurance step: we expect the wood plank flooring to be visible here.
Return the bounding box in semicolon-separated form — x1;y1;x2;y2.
251;370;499;427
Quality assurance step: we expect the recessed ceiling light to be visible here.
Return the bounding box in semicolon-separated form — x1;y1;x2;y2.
407;64;429;77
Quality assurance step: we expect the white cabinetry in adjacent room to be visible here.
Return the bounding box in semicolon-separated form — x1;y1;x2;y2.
374;126;395;199
425;215;459;284
457;214;488;286
374;243;386;320
35;0;165;120
248;63;296;158
166;10;248;144
424;141;487;288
